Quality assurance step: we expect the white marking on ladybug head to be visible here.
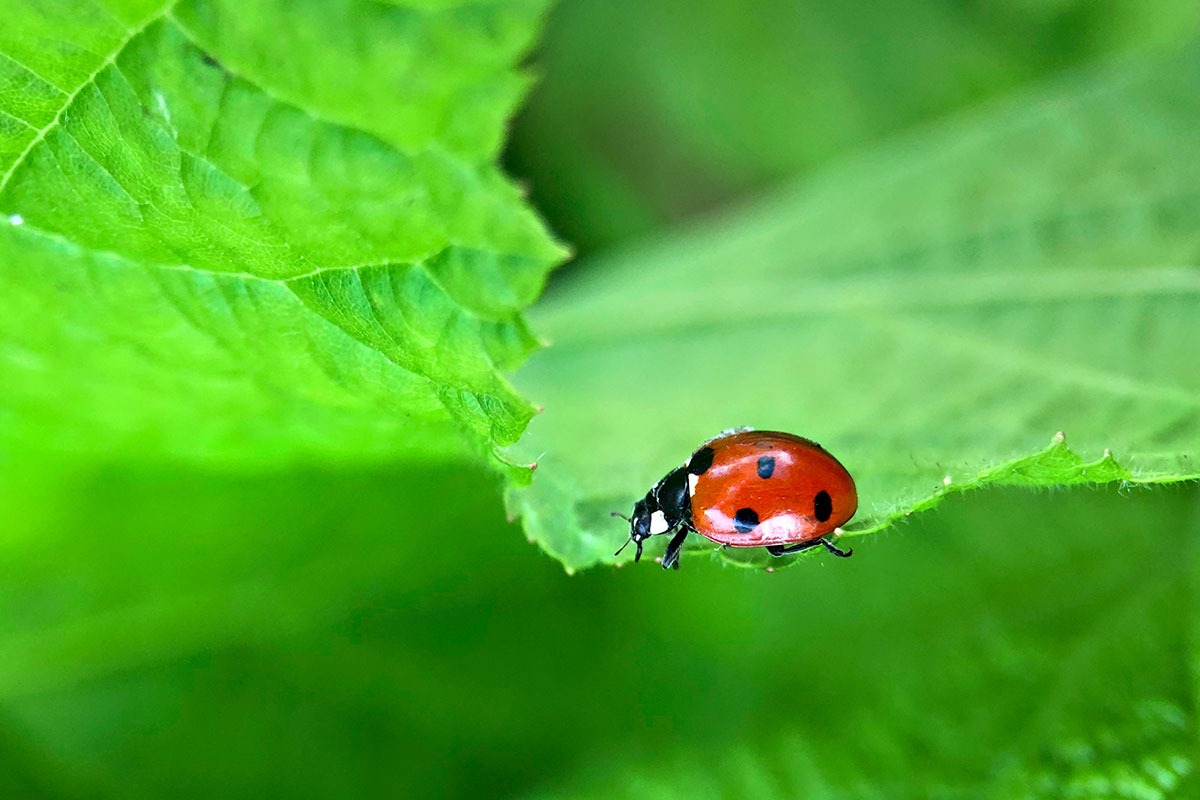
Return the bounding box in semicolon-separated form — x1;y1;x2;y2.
687;473;699;495
649;510;669;535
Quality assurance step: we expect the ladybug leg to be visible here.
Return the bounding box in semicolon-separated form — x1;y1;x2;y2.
766;537;853;558
766;541;822;557
661;527;690;570
819;537;853;558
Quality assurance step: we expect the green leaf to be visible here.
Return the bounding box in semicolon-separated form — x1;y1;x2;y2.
507;46;1200;572
519;486;1199;798
0;0;564;470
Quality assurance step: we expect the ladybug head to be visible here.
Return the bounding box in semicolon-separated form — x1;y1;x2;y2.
612;498;653;562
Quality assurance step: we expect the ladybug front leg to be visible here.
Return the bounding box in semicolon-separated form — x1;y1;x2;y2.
766;537;853;558
660;527;690;570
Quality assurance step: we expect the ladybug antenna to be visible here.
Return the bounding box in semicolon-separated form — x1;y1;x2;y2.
611;512;640;561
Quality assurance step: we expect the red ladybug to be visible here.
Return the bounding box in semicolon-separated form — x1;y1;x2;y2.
615;429;857;569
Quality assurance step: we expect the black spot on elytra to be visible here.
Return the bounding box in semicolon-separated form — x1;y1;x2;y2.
688;446;715;475
756;455;775;479
814;490;832;522
733;508;759;534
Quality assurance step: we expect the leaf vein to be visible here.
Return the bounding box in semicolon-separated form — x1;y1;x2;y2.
59;118;145;214
889;313;1200;408
0;108;38;134
0;0;179;196
0;48;71;96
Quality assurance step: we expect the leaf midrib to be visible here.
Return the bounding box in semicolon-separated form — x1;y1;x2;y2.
9;222;534;366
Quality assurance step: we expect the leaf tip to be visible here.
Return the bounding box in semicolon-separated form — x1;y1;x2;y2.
1053;430;1067;444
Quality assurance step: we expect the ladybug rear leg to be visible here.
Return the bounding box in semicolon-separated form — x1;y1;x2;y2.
661;527;690;570
766;537;853;558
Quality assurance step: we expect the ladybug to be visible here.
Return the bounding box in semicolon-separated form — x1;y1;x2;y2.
614;429;857;569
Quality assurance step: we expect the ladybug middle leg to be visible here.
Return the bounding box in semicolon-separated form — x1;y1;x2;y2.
660;527;691;570
766;537;853;558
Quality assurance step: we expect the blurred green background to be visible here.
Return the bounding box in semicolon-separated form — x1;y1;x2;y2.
3;0;1198;797
3;468;1195;797
508;0;1198;257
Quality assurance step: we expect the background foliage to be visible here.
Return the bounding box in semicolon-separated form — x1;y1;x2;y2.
0;0;1197;798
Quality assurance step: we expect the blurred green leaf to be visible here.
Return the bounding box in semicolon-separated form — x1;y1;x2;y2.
510;0;1200;252
0;0;564;470
507;46;1200;571
0;460;553;798
521;486;1199;799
